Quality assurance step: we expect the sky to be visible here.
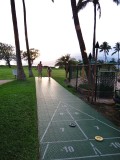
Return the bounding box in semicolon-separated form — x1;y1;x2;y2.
0;0;120;66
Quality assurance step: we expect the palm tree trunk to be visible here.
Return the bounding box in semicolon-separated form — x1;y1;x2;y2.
70;0;89;75
104;51;107;63
92;3;96;59
22;0;34;77
10;0;26;80
118;51;119;70
7;59;11;68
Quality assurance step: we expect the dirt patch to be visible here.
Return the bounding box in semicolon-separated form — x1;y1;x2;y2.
77;91;120;127
91;102;120;127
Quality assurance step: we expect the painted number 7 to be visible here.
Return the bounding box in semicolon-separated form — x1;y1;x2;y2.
60;128;64;132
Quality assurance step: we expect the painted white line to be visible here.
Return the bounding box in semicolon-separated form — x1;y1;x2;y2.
51;152;120;160
96;119;120;132
66;109;88;140
68;105;95;119
51;155;99;160
89;137;120;141
42;143;49;160
52;120;73;122
101;153;120;157
52;119;94;123
41;136;120;144
66;102;120;133
94;126;99;130
40;102;60;142
41;139;88;144
104;137;120;139
90;142;102;155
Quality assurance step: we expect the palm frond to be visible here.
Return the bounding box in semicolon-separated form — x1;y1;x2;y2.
112;42;120;57
77;0;92;12
111;51;117;55
113;0;120;5
55;54;77;67
97;2;101;18
99;49;103;52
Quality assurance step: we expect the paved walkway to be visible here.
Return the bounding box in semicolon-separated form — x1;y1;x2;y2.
35;77;120;160
0;80;13;85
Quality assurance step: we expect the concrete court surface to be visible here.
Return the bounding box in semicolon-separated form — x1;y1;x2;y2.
35;77;120;160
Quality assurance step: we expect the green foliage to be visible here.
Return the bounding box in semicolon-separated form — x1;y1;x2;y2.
52;68;78;95
22;48;40;65
0;42;15;67
55;54;78;67
109;58;117;64
99;41;111;54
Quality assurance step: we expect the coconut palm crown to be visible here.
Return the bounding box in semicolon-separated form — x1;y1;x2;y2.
99;42;111;63
55;54;77;67
112;42;120;68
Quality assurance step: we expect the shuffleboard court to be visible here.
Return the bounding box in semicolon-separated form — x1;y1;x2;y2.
36;77;120;160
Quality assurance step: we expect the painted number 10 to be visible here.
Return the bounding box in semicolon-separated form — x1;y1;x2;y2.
63;146;74;153
110;142;120;148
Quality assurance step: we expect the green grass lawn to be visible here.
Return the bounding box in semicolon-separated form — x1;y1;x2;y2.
0;65;77;160
0;79;38;160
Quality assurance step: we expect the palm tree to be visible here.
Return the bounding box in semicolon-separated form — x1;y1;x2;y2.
22;0;34;77
10;0;26;80
55;54;77;67
52;0;89;77
77;0;101;59
55;54;77;79
112;42;120;70
99;42;111;63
